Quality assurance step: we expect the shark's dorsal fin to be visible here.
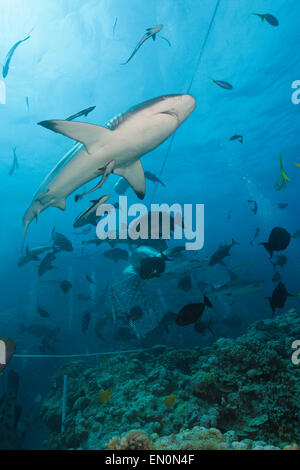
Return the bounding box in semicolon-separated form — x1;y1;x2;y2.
38;120;113;154
114;160;145;199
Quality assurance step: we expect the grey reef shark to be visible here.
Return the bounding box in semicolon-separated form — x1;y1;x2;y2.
22;94;196;249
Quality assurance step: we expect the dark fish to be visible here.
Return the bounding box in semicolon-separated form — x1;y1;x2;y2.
51;228;73;252
229;134;243;144
260;227;291;258
212;80;233;90
26;96;29;110
94;319;105;341
60;280;72;294
66;106;96;121
128;306;143;322
159;311;177;334
177;275;192;292
175;296;213;326
113;17;118;35
139;254;170;280
278;203;288;210
227;210;232;220
0;338;16;374
144;170;165;187
103;248;128;262
86;274;96;285
252;13;279;27
250;227;260;245
38;251;57;277
248;200;258;214
194;318;214;336
37;303;50;318
3;34;31;78
275;254;287;269
267;282;293;314
272;272;281;283
121;24;163;65
209;239;239;267
8;147;19;176
81;312;91;334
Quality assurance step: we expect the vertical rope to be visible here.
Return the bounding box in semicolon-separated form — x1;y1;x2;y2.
150;0;221;201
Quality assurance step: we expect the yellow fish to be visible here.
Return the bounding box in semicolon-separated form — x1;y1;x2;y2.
98;390;112;403
164;394;176;408
293;162;300;167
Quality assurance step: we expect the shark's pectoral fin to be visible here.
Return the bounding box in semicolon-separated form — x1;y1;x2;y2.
114;160;145;199
38;120;113;154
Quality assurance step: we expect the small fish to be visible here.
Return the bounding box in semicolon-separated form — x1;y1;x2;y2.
128;306;144;322
37;303;50;318
98;390;112;403
175;296;213;326
144;170;165;187
26;96;29;110
38;251;57;277
229;134;243;143
94;319;105;341
275;254;287;269
60;280;72;294
260;227;291;258
81;311;91;334
113;17;118;35
212;80;233;90
267;282;293;314
252;13;279;27
248;200;258;215
250;227;260;245
3;34;31;78
292;230;300;239
8;147;19;176
278;203;288;210
272;272;281;283
86;274;96;285
164;394;176;408
51;228;73;252
66;106;96;121
274;154;290;191
293;162;300;167
121;24;164;64
177;275;192;292
227;210;232;220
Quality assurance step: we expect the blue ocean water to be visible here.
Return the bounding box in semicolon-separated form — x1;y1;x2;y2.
0;0;299;450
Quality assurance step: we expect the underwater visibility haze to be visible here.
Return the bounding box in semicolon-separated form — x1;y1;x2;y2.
0;0;300;451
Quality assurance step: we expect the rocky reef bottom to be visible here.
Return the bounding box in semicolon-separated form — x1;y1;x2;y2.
40;309;300;450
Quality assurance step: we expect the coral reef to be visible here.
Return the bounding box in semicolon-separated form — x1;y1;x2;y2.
40;309;300;450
